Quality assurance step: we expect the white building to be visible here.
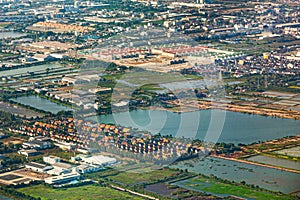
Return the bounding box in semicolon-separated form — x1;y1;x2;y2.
43;155;61;164
80;155;117;166
23;137;52;150
50;53;68;59
52;162;73;171
72;164;103;174
46;168;71;176
18;149;38;157
25;162;53;173
54;141;76;151
44;173;81;185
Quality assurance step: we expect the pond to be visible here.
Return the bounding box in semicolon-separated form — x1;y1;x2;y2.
10;96;72;114
88;109;300;144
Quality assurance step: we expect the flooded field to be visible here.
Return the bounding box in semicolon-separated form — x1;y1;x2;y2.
275;146;300;157
172;176;292;200
247;155;300;171
172;156;300;194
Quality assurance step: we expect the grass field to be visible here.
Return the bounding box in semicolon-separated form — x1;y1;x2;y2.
18;184;143;200
140;84;164;91
112;71;202;85
108;168;179;185
0;23;9;28
0;53;14;59
84;167;180;186
174;177;292;200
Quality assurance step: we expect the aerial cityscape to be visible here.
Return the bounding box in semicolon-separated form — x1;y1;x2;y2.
0;0;299;199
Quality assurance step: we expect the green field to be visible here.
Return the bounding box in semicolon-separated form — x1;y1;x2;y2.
107;71;201;85
0;53;14;59
174;177;292;200
108;168;179;185
140;84;164;91
18;184;143;200
85;167;180;186
0;24;9;28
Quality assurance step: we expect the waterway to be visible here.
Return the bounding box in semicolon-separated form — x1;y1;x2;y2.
89;109;300;144
0;32;26;39
172;156;300;194
1;63;65;77
10;96;72;114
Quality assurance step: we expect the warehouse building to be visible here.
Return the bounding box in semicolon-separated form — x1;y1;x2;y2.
80;155;117;166
25;162;53;173
43;155;61;164
44;173;81;185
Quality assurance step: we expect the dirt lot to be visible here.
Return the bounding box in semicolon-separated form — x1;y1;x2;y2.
0;168;50;185
1;137;26;146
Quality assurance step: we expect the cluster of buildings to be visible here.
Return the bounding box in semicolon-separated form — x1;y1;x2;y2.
10;116;208;164
24;154;116;186
215;52;300;78
22;136;52;150
17;41;79;54
9;118;86;150
0;0;299;74
0;0;299;182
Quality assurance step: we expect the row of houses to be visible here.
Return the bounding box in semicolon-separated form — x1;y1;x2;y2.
11;117;207;163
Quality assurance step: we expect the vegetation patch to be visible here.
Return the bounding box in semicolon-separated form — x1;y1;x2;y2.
174;176;293;200
18;184;143;200
108;168;180;185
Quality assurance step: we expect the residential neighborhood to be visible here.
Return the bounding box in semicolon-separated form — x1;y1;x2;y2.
0;0;299;199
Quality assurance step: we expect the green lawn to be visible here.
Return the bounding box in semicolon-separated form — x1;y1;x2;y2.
83;168;120;180
83;165;181;186
0;53;14;59
112;71;201;85
175;177;292;200
18;184;143;200
183;74;203;80
140;84;164;91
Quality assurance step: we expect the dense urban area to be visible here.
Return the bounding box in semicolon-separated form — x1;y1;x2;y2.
0;0;299;199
